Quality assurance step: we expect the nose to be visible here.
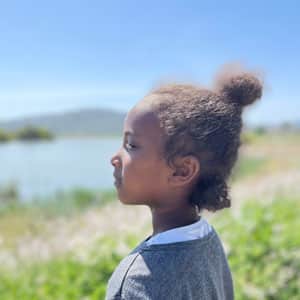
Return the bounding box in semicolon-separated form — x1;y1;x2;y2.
110;151;121;168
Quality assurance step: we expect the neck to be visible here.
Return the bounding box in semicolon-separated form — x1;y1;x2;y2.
149;203;200;237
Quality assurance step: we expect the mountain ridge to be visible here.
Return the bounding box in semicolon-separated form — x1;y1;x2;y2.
0;108;126;136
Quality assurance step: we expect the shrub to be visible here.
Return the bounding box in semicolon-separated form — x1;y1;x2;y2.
216;197;300;299
1;195;299;299
0;129;12;142
231;156;268;181
0;236;127;300
15;126;54;141
0;183;19;206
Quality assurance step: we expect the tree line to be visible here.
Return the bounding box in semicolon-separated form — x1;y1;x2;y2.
0;126;54;142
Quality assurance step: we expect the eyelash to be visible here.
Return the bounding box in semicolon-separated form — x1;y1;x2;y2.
124;142;136;150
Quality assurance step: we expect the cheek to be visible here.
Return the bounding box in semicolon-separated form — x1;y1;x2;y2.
134;162;167;190
122;158;146;182
121;150;168;185
122;155;154;185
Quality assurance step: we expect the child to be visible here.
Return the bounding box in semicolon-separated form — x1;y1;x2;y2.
106;65;263;300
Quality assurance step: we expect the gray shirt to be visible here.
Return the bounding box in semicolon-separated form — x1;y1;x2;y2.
105;228;234;299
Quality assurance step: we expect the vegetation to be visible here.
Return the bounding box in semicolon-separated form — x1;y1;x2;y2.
0;129;13;142
231;156;268;181
0;197;298;299
0;186;116;218
0;236;125;300
217;197;300;300
0;126;54;142
15;126;54;141
0;186;117;249
0;183;19;203
241;130;265;145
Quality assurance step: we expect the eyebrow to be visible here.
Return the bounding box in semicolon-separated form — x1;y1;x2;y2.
124;131;140;137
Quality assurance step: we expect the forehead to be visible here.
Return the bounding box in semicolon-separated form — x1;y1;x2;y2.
124;105;164;141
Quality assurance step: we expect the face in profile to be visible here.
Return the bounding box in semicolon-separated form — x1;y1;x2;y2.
110;105;172;207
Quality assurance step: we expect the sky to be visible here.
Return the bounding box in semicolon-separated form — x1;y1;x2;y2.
0;0;299;125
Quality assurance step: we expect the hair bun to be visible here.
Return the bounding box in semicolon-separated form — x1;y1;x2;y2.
215;65;263;107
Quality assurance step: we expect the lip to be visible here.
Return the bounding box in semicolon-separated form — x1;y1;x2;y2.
113;173;122;181
113;172;122;186
114;180;121;188
114;179;121;188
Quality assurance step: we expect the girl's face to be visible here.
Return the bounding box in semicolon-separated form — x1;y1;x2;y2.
110;105;172;206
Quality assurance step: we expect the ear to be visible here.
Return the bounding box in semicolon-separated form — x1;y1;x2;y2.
168;155;200;187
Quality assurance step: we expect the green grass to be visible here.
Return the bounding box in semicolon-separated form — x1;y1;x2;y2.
215;196;300;300
231;156;269;181
0;236;126;300
0;197;299;299
242;131;300;146
0;188;116;217
0;188;117;248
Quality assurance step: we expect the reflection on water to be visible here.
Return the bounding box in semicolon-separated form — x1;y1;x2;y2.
0;137;122;201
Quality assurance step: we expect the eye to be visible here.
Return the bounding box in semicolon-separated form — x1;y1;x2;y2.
124;142;136;150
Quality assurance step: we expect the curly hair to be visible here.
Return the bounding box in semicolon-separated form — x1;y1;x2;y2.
146;66;263;212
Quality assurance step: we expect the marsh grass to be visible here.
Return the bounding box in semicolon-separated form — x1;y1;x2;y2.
216;196;300;300
0;197;299;300
0;188;116;248
231;156;269;181
0;188;116;217
0;235;126;300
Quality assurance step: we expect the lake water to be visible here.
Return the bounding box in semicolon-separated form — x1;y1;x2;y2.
0;137;122;201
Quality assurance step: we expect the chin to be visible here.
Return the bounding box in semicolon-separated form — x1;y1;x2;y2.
117;193;145;205
118;196;139;205
116;190;132;204
115;185;148;205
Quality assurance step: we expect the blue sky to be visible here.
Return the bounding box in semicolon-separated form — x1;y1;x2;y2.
0;0;299;125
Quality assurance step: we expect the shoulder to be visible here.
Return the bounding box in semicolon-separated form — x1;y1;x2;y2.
120;252;185;299
121;252;213;300
124;229;222;278
120;230;233;299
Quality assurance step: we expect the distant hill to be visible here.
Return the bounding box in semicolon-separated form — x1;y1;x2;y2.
1;109;298;137
0;108;126;136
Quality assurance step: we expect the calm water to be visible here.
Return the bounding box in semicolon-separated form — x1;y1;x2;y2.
0;137;122;201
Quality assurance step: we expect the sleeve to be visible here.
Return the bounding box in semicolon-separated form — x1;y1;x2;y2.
119;251;184;300
119;250;223;300
121;273;182;300
121;273;220;300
